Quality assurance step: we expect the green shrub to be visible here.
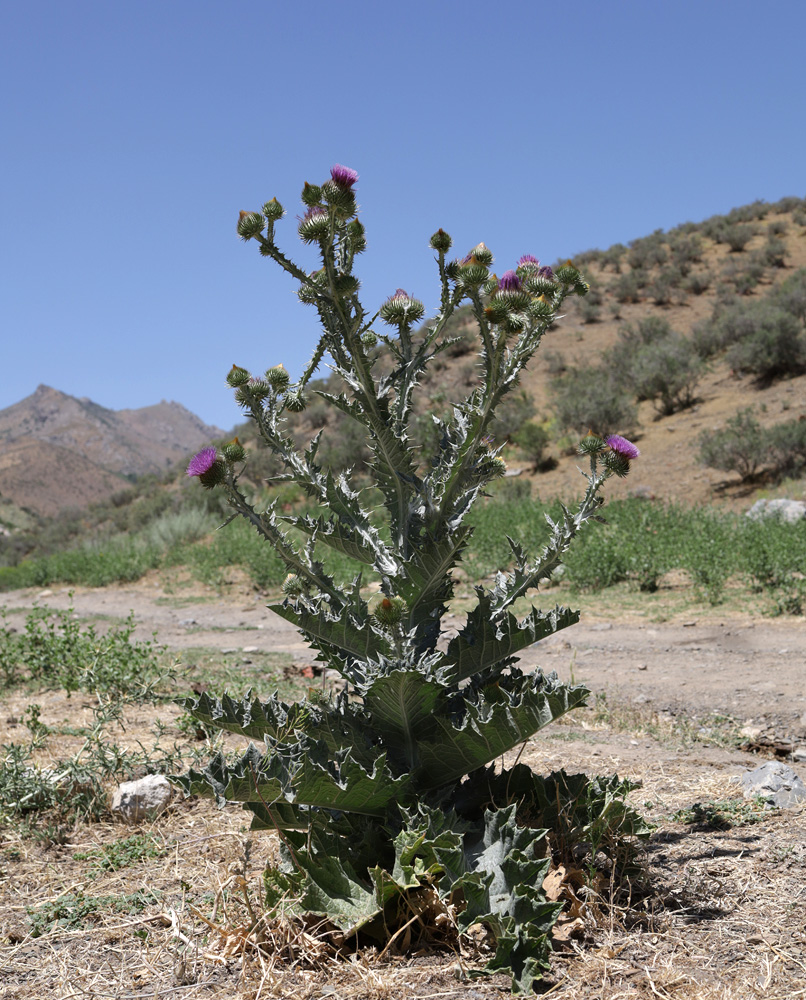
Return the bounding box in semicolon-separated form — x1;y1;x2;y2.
551;366;637;437
612;271;643;303
683;270;712;295
512;422;552;471
726;308;806;383
697;409;768;480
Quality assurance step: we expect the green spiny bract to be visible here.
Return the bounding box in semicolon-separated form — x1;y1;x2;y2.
177;166;643;993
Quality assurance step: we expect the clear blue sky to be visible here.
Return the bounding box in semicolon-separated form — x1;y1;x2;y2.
2;0;805;432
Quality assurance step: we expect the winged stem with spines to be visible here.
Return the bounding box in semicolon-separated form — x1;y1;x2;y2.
178;170;640;992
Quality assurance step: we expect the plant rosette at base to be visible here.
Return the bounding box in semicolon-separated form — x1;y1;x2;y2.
177;165;647;993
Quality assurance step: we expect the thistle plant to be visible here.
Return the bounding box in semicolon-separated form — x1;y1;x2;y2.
178;165;644;992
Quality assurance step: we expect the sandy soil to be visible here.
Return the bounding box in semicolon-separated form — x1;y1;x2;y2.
2;580;806;999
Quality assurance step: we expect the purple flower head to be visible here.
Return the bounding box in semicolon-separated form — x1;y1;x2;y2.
518;254;540;269
187;447;218;478
538;265;554;280
605;435;640;461
389;288;409;301
330;164;358;189
498;270;522;292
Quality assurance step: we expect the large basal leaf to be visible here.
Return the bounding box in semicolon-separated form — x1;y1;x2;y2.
440;597;580;683
415;671;589;788
363;669;444;770
178;689;305;741
175;739;410;819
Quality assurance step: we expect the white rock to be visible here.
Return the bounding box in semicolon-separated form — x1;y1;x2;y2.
111;774;172;823
740;762;806;809
745;499;806;524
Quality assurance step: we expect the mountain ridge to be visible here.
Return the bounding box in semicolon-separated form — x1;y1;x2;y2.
0;385;224;518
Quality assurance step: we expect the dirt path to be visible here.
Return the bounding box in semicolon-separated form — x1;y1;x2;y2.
3;581;805;745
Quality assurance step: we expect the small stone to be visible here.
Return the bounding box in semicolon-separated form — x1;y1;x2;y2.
221;647;237;654
242;645;259;653
638;664;648;671
746;499;806;524
111;775;172;823
740;762;806;809
792;747;806;763
37;589;54;598
179;618;197;626
682;621;697;627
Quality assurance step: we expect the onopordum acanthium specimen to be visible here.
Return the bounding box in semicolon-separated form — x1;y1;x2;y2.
177;165;647;992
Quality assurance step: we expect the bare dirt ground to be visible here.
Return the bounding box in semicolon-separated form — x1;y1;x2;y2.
2;580;806;999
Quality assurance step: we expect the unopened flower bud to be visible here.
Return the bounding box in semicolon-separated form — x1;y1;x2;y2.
321;179;357;216
227;365;251;387
371;596;408;629
262;198;284;221
265;364;291;390
334;274;360;296
301;182;322;207
237;211;265;240
298;206;330;243
347;219;367;254
223;438;246;463
282;573;305;598
457;263;489;288
430;229;452;253
379;289;425;326
361;330;378;347
467;243;494;267
555;262;581;286
285;389;307;412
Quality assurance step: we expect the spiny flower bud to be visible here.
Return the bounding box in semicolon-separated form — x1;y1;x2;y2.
457;263;489;288
379;289;425;326
333;273;360;296
262;198;284;221
371;596;408;629
555;262;581;286
265;364;291;390
223;438;246;463
187;447;226;489
485;299;511;324
301;182;322;207
298;206;330;243
465;243;494;267
361;330;378;347
247;377;271;402
524;273;558;296
227;364;251;387
493;270;531;312
285;389;307;412
578;434;605;456
528;296;554;319
430;228;452;253
444;259;461;280
237;211;265;240
282;573;305;598
347;219;367;254
487;456;507;478
321;179;357;216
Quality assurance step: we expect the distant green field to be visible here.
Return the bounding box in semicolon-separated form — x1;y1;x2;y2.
1;492;804;615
